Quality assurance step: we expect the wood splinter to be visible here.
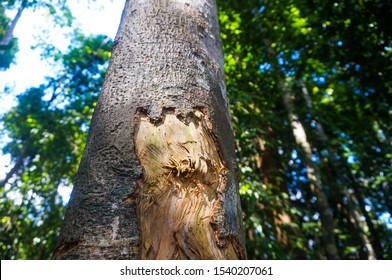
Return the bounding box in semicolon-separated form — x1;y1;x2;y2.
134;109;239;259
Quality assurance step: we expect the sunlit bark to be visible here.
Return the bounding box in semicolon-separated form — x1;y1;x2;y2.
53;0;245;260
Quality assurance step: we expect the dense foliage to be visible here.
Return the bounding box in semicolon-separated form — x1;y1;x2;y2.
218;0;391;259
1;0;391;259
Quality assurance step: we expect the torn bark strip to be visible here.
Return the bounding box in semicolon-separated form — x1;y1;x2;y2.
134;108;239;259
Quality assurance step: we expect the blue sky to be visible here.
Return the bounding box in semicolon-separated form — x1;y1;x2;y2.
0;0;125;200
1;0;124;100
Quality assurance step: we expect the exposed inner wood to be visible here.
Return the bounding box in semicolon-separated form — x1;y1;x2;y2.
135;109;238;259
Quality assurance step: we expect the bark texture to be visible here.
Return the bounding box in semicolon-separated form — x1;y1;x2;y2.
53;0;246;260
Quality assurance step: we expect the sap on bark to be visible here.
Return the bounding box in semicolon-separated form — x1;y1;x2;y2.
134;108;240;259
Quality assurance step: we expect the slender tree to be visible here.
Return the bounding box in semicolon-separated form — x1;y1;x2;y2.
52;0;246;260
297;80;377;259
263;40;340;259
0;0;73;70
0;0;27;52
280;79;339;259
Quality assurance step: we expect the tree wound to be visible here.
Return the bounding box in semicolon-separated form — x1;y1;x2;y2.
134;109;238;259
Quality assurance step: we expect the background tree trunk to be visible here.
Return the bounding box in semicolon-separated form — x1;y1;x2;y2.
297;80;377;259
52;0;246;260
0;0;26;53
280;81;340;260
262;40;340;259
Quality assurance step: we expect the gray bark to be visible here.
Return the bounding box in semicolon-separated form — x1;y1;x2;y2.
53;0;246;260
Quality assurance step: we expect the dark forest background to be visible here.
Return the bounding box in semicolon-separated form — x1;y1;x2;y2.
1;0;391;259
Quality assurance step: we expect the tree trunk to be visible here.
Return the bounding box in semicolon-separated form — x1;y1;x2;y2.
298;80;377;259
0;147;25;187
279;79;340;260
52;0;246;260
0;0;26;53
255;135;306;258
349;175;384;258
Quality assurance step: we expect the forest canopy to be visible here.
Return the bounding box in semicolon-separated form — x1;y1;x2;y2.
0;0;391;259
